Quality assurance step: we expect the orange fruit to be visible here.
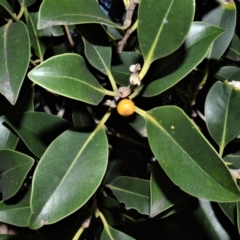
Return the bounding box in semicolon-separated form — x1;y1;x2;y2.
117;99;135;116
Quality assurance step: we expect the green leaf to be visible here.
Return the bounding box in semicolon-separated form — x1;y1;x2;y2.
237;201;240;234
111;52;143;86
2;112;71;158
225;33;240;61
0;86;34;150
0;21;30;104
18;0;36;7
38;0;122;29
138;0;194;64
150;162;188;218
128;113;147;137
193;199;233;240
29;127;108;229
101;225;134;240
78;24;111;76
27;12;47;60
99;196;121;226
142;106;240;201
202;1;236;61
72;103;94;127
28;54;107;105
0;150;34;200
108;176;150;214
0;0;13;16
0;119;18;150
215;66;240;81
224;152;240;169
102;158;126;185
141;22;224;97
0;189;31;227
219;202;236;225
205;81;240;151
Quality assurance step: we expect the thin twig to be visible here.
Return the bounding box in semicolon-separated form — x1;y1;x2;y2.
117;20;138;52
64;25;75;48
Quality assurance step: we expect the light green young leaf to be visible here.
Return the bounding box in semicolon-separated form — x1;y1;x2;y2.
38;0;122;29
0;150;34;200
108;176;150;214
203;1;236;61
0;189;31;227
29;127;108;229
2;112;71;158
0;21;30;104
205;81;240;153
138;0;194;64
141;22;224;97
139;106;240;202
28;54;108;105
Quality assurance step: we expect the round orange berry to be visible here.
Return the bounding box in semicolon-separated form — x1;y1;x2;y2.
117;99;135;116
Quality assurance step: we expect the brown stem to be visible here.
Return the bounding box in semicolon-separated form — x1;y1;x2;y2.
117;28;133;52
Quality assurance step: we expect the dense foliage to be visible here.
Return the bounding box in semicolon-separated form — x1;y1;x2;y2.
0;0;240;239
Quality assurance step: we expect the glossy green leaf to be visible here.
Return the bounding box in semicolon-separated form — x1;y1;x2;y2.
193;199;233;240
138;0;194;64
128;113;147;137
18;0;36;7
0;21;30;104
101;225;134;240
102;158;126;185
150;162;188;218
72;103;94;127
27;12;47;60
38;0;122;29
28;54;107;105
0;0;13;16
29;127;108;229
0;120;18;150
0;189;31;227
2;112;71;157
108;176;149;214
224;152;240;169
203;1;236;61
219;202;236;225
237;201;240;234
78;24;111;76
142;106;240;201
0;86;34;150
215;66;240;81
225;33;240;61
205;81;240;151
141;22;224;97
111;52;143;86
0;150;34;200
99;196;121;226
